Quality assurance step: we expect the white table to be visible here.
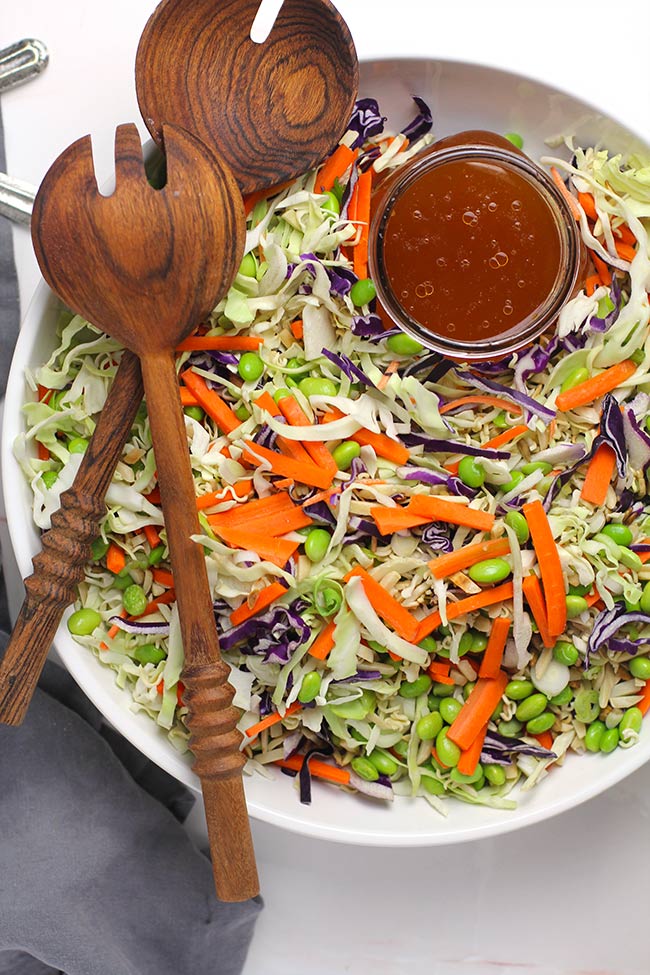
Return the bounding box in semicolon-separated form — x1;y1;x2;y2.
2;3;649;973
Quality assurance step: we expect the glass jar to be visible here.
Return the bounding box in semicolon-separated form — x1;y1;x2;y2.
368;131;585;361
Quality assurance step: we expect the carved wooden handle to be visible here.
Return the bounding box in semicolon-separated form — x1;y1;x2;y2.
0;351;143;725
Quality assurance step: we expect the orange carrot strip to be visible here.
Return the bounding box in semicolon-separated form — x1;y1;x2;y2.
585;274;600;297
230;582;287;626
591;252;612;286
344;566;421;642
242;440;332;488
479;617;511;679
428;537;511;580
308;620;337;660
522;574;555;648
275;754;350;785
580;443;617;506
106;543;126;575
353;169;373;279
152;567;174;589
37;442;50;462
255;390;281;416
208;492;312;534
195;481;253;509
614;223;636;247
277;434;315;465
210;524;300;567
321;406;409;464
555;359;637;412
135;588;176;619
107;611;127;640
457;722;489;775
482;424;530;451
439;395;523;416
369;505;431;535
245;701;303;739
302;485;342;508
144;486;161;505
447;672;508;750
615;240;637;263
637;680;650;716
276;394;337;475
316;145;358;193
37;384;51;403
179;387;200;407
550;167;581;221
533;730;554;751
181;370;241;434
416;583;514;642
408;495;495;532
143;524;161;550
176;335;262;352
290;319;303;340
242;179;295;216
577;191;598;221
427;661;454;685
522;499;566;638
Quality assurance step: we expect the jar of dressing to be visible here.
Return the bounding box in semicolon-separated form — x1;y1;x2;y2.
368;131;585;361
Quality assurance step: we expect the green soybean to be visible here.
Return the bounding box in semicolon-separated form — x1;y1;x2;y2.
515;693;548;722
620;707;643;737
468;558;511;585
619;547;643;571
422;775;446;795
392;738;409;758
298;671;322;703
471;632;488;653
458;632;475;656
526;712;555;735
399;674;432;698
585;719;606;752
184;405;205;422
599;727;620;753
427;695;442;713
493;411;508;429
385;333;423;356
457;456;485;488
431;681;455;697
68;608;102;636
501;470;524;494
367;748;398;776
640;582;650;614
148;545;165;566
484;764;506;786
450;765;483;785
332;440;361;471
112;571;134;590
68;436;88;454
351;756;379;781
42;470;59;490
298;377;338;398
123;585;148;617
273;387;292;403
304;528;331;563
560;366;589;393
550;686;574;707
463;681;476;701
629;656;650;680
601;523;633;546
90;537;109;561
330;689;376;720
322;190;340;215
553;641;579;667
521;461;552;476
416;711;444;740
566;594;588;619
498;718;523;737
350;278;377;307
573;688;600;724
439;697;462;724
491;699;504;720
133;644;166;665
234;404;250;422
238;352;264;382
435;728;461;767
238;253;257;278
505;132;524;149
505;510;530;543
505;679;534;701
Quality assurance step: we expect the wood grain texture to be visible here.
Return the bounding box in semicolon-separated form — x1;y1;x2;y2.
135;0;358;194
0;350;144;725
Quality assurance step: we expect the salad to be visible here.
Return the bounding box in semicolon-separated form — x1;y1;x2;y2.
17;96;650;813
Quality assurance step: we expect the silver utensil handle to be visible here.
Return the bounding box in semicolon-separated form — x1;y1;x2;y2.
0;39;49;93
0;173;35;226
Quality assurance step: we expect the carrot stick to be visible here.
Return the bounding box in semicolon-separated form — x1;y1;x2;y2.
37;442;50;462
230;582;287;626
352;169;373;279
522;574;554;648
533;730;554;751
428;537;511;580
577;191;598;221
144;486;161;505
482;424;530;451
242;440;332;489
143;524;161;550
210;524;300;567
479;617;511;679
447;671;508;750
427;661;454;685
179;387;200;407
308;620;337;660
580;443;616;505
152;567;174;589
456;722;489;775
408;495;495;532
107;611;127;640
585;274;600;297
208;492;313;534
591;252;612;287
555;359;636;411
275;754;350;785
614;223;636;247
614;240;637;263
344;566;421;642
439;395;523;416
637;680;650;716
176;335;263;351
136;589;177;619
369;505;431;535
255;390;281;416
277;434;316;465
316;145;358;193
244;701;303;739
415;582;514;641
550;167;581;221
321;406;409;464
195;481;253;509
522;499;566;638
106;543;126;575
242;179;294;216
290;319;304;340
181;369;241;433
276;394;338;475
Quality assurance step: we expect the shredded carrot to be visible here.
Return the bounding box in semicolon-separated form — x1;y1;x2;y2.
427;661;454;685
37;441;50;462
550;167;581;221
321;406;409;464
416;583;514;642
276;394;338;475
352;169;373;279
181;369;241;433
277;433;316;465
614;223;636;247
369;505;430;535
439;395;523;416
176;335;262;352
290;319;304;340
308;620;337;660
195;481;253;509
179;387;200;406
37;384;51;403
136;589;176;618
447;671;508;750
107;611;127;640
483;424;530;451
143;524;161;550
522;574;554;648
408;495;495;532
637;680;650;716
522;499;566;639
585;274;600;297
533;730;554;751
275;754;350;785
210;524;300;567
479;617;511;679
242;440;332;489
244;701;303;739
230;582;287;626
152;567;174;589
555;359;636;411
242;179;294;216
254;390;281;416
106;543;126;575
144;486;161;505
580;443;616;506
316;145;358;193
577;191;598;221
428;537;511;580
614;240;637;263
302;485;342;508
591;252;612;286
344;566;420;642
208;491;313;534
457;722;489;775
584;589;604;607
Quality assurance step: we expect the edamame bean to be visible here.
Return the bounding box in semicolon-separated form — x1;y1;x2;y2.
505;132;524;149
68;437;88;454
439;697;462;724
385;333;423;356
123;584;148;616
304;528;331;562
238;253;257;277
332;440;361;471
42;470;58;489
350;278;377;307
515;692;548;722
322;190;340;215
620;707;643;738
457;456;485;488
113;572;134;590
601;523;633;546
418;636;437;653
399;674;432;698
521;461;552;475
351;756;379;781
273;387;291;403
184;406;205;422
585;719;606;752
298;377;338;399
505;510;530;543
450;765;483;785
484;764;506;786
599;727;620;753
573;688;600;724
427;695;441;712
468;558;511;585
91;537;110;561
392;739;409;758
629;656;650;680
493;411;508;429
367;748;398;776
148;545;165;566
560;366;589;393
416;711;444;740
471;632;488;653
566;594;588;619
422;775;445;795
238;352;264;382
234;404;250;422
458;632;475;656
553;641;579;667
463;681;476;701
133;644;166;665
525;712;555;735
501;470;524;494
619;546;643;571
68;608;102;636
431;681;455;697
298;671;322;703
435;728;461;767
505;679;534;701
550;686;573;707
498;718;523;737
640;582;650;614
329;688;376;720
491;699;504;720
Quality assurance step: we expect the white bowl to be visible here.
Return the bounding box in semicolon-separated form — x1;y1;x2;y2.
4;58;650;846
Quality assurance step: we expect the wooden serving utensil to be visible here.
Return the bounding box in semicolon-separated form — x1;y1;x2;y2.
0;0;357;728
30;123;256;900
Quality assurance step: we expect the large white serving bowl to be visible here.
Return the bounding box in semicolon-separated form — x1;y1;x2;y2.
3;58;649;846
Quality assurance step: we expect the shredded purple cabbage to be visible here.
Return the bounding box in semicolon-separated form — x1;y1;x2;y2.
219;602;308;663
588;277;622;333
400;96;433;142
252;423;278;450
347;97;386;150
623;406;650;472
326;264;358;297
321;347;372;386
396;466;476;499
513;345;552;393
586;603;650;664
400;432;511;461
331;670;383;684
420;522;453;552
403;352;454;384
107;616;170;636
481;730;557;765
594;393;627;477
455;370;556;424
351;313;385;338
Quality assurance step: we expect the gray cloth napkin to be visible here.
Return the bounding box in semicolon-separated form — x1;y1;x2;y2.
0;106;262;974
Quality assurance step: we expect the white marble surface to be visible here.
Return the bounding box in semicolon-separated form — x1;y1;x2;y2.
1;2;649;973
